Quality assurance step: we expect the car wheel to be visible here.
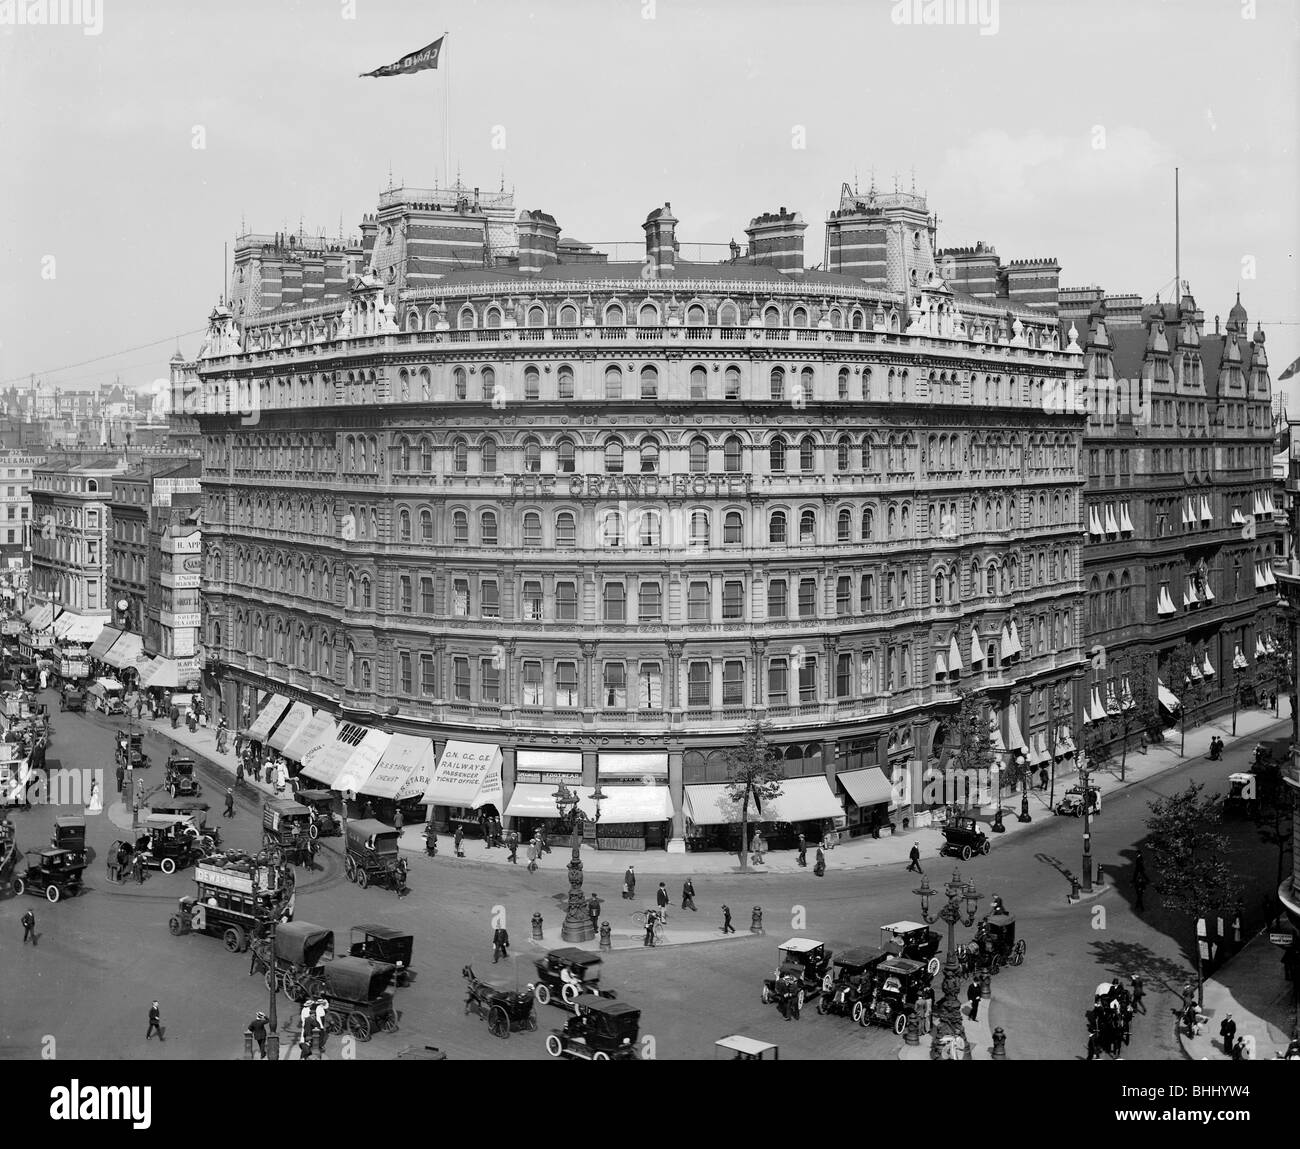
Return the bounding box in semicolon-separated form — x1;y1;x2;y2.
980;840;991;855
160;857;176;875
168;916;183;936
893;1012;908;1035
851;1000;865;1023
859;1007;872;1028
46;884;61;903
959;845;971;861
488;1006;510;1039
308;823;320;840
12;877;23;897
223;926;246;953
561;981;580;1006
926;956;941;978
545;1034;563;1058
991;955;1004;974
347;1013;372;1042
592;1051;610;1061
821;971;834;993
356;868;369;889
534;983;551;1006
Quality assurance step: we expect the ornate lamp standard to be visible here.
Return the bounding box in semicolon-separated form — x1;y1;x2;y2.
554;779;605;942
913;867;982;1060
251;858;281;1060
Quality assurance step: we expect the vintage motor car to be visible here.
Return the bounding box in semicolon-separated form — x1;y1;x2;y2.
715;1035;779;1061
59;688;85;713
1055;784;1101;818
1223;773;1258;819
350;924;415;986
760;938;835;1008
137;813;209;874
262;799;314;866
251;921;334;1003
861;955;930;1034
880;921;943;975
312;955;401;1041
13;847;87;902
343;818;408;893
88;678;126;716
544;995;641;1061
939;814;990;860
164;756;201;798
50;815;87;866
817;946;887;1021
116;730;149;770
462;963;537;1039
293;788;342;839
150;797;221;851
532;947;617;1009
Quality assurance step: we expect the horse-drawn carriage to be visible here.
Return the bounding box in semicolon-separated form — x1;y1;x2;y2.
312;956;401;1042
343;819;409;893
250;921;334;1003
1089;981;1132;1056
350;925;415;987
958;915;1027;977
462;964;538;1038
262;799;314;867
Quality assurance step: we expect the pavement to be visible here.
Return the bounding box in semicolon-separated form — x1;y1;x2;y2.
1175;929;1299;1061
137;701;1290;875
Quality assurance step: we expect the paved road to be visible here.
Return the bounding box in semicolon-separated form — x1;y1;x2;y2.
1;692;1289;1060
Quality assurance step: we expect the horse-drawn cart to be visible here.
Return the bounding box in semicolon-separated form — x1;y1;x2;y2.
462;964;538;1038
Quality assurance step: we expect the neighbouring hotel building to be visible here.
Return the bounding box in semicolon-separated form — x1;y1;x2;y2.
195;179;1094;852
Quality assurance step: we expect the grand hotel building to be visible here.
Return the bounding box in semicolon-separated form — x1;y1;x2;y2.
195;182;1095;852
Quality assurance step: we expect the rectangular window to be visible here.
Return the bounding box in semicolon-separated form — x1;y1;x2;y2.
522;660;543;706
723;660;744;705
399;575;412;613
524;372;540;400
453;579;469;617
480;659;500;703
638;581;662;621
767;659;788;705
798;577;817;619
722;579;744;620
603;662;626;708
400;654;414;694
556;581;578;620
453;657;470;701
420;577;436;613
688;580;710;621
481;580;499;619
603;582;626;621
798;657;817;702
556;515;576;547
900;644;910;688
836;575;851;616
768;579;787;619
836;653;852;697
688;661;711;707
421;654;436;694
639;661;663;708
556;661;578;707
640;372;657;399
523;580;544;620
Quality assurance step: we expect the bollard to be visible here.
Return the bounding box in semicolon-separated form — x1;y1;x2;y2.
531;912;543;941
599;920;612;951
992;1027;1008;1059
904;1009;921;1046
980;970;993;998
1069;876;1080;901
243;1029;254;1061
750;905;764;934
266;1032;280;1062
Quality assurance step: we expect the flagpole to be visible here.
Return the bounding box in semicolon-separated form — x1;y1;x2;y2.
444;32;451;190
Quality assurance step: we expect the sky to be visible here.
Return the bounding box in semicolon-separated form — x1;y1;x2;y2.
0;0;1297;402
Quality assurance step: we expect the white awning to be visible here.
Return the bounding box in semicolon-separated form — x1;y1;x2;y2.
363;733;437;800
1256;638;1266;658
1253;492;1265;516
933;651;948;679
506;782;595;819
332;729;394;796
1056;729;1076;755
595;784;674;824
970;626;983;665
138;657;181;690
1120;676;1135;710
988;710;1006;752
280;711;335;764
1264;491;1276;514
1007;618;1023;657
1006;706;1027;752
1157;586;1177;615
999;624;1012;659
1029;732;1048;765
1183;578;1199;608
245;694;292;744
1181;498;1192;525
598;752;668;779
267;700;314;753
300;722;367;787
87;626;122;660
1201;578;1215;602
1104;506;1120;534
20;605;40;625
1255;562;1268;589
103;632;143;669
1086;688;1102;723
1233;645;1248;670
1157;680;1180;711
1265;635;1277;653
26;605;55;632
51;611;79;639
1188;663;1203;682
838;767;894;807
1119;504;1135;532
1088;507;1104;536
516;750;582;774
55;613;105;644
1200;496;1212;522
947;632;963;672
1264;564;1276;587
422;741;504;809
1201;653;1214;677
1231;507;1244;525
686;775;841;825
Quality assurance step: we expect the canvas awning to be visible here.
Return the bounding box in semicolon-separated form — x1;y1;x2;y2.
138;657;180;689
87;626;122;660
27;605;55;632
21;605;40;625
505;782;598;819
103;632;143;669
245;694;292;744
969;626;983;665
1119;504;1135;532
516;750;583;774
1088;507;1104;536
684;777;841;826
1157;680;1180;711
597;751;668;778
280;711;336;765
1157;587;1176;615
837;767;893;807
933;651;948;679
1055;729;1076;755
362;733;437;800
1007;618;1023;657
1233;645;1248;670
1006;707;1027;752
1201;578;1215;602
1201;653;1215;677
988;710;1006;752
947;632;963;672
1183;578;1199;608
266;700;313;753
421;740;504;809
1200;496;1213;523
1231;507;1244;525
1029;733;1048;765
595;784;674;824
1253;492;1265;516
332;729;394;796
1104;506;1120;534
54;613;105;644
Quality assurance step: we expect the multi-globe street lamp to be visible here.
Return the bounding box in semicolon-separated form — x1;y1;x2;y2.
554;779;605;943
913;867;982;1060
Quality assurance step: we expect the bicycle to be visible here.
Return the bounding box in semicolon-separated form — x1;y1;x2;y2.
631;909;668;943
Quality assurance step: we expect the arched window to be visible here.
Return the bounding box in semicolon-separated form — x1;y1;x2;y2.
480;438;498;473
604;365;623;400
398;436;412;471
480;510;498;545
559;304;578;327
861;507;874;540
453;511;468;544
764;305;781;327
604;437;624;473
769;511;787;544
481;365;496;402
769;436;787;472
837;436;852;471
557;365;574;399
690;365;708;400
485;307;502;329
799;436;816;472
419;508;433;542
452;438;468;473
602;510;624;547
522;437;541;473
398;508;411;542
639;365;658;399
418;437;432;470
690;510;710;546
556;438;576;473
523;512;542;547
527;304;546;327
638;301;659;326
934;570;946;604
837;509;852;542
718;302;738;327
689;437;709;473
723;436;742;472
523;366;540;400
639;437;659;473
770;366;785;401
792;306;808;328
724;510;743;544
453;367;467;400
838;368;850;400
556;511;576;548
799;509;816;544
604;302;625;325
360;575;372;609
724;365;741;398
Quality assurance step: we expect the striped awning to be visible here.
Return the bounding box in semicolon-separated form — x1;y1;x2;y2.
87;626;122;660
245;694;292;744
103;632;143;669
837;767;894;807
266;700;313;753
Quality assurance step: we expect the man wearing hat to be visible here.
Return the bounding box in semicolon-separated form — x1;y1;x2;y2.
249;1011;268;1059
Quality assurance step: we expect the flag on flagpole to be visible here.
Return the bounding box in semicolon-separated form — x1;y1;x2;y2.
360;36;444;78
1278;353;1300;383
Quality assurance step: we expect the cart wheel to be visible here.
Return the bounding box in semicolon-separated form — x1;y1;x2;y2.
980;840;991;855
308;823;320;840
356;868;370;889
960;845;972;861
287;977;308;1004
347;1013;372;1042
344;856;356;882
223;926;246;953
325;1011;344;1035
488;1006;510;1039
160;857;176;875
592;1051;610;1061
821;971;834;994
534;983;551;1006
851;1000;865;1024
200;836;215;853
382;1013;399;1034
561;981;580;1006
761;985;771;1004
893;1011;908;1036
545;1034;563;1058
990;955;1004;974
265;969;277;993
168;916;183;936
1012;940;1026;965
46;884;61;903
12;877;23;896
859;1006;872;1028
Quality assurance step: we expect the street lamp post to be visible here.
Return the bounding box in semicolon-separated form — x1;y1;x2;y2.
913;867;982;1060
554;780;604;943
1079;752;1094;893
252;860;280;1060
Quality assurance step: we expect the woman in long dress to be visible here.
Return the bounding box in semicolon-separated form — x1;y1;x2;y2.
86;777;103;815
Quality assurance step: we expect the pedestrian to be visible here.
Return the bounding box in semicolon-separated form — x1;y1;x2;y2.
1038;766;1049;791
1086;1025;1100;1061
587;893;601;934
21;908;35;945
1131;974;1146;1014
234;756;244;786
305;837;319;872
796;833;807;867
424;821;438;856
146;1001;163;1041
1231;1036;1245;1061
224;787;235;818
249;1011;268;1059
453;825;465;858
681;878;697;911
492;926;509;964
624;865;635;901
907;842;923;874
131;851;145;885
1219;1013;1237;1056
814;846;826;877
299;1014;315;1060
967;980;982;1022
1133;850;1148;882
1183;1003;1202;1038
527;842;538;873
1133;870;1146;912
394;806;404;833
721;903;735;934
115;763;124;794
1181;982;1195;1012
643;908;657;947
507;831;518;864
919;985;934;1034
656;881;669;909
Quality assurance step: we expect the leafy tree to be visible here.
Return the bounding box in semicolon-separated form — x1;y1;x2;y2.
1080;720;1115;779
949;689;996;809
1115;654;1160;780
1144;781;1244;1004
1163;644;1205;756
723;721;783;872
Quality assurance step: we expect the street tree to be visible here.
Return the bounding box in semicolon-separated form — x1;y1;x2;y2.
723;721;783;873
1144;781;1244;1005
1080;719;1115;780
1163;644;1205;756
1115;654;1160;780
